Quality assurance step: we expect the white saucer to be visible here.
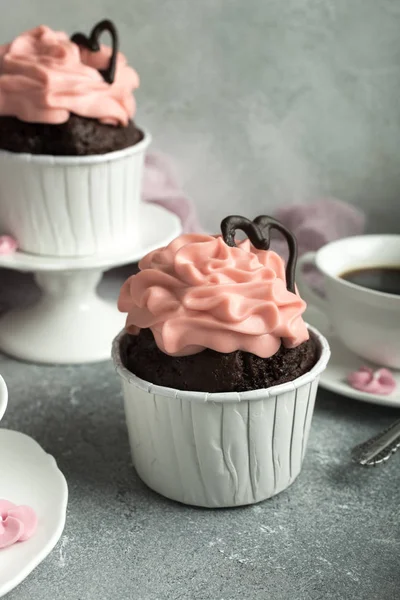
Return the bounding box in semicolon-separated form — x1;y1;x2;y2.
306;307;400;408
0;429;68;597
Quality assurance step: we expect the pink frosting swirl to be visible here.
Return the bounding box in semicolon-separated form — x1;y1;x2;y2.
118;234;309;358
0;25;139;125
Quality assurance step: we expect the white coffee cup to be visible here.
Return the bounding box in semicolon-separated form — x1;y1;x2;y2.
0;374;8;422
297;234;400;369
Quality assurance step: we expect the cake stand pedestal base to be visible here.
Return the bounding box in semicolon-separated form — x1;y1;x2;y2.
0;270;125;364
0;204;181;364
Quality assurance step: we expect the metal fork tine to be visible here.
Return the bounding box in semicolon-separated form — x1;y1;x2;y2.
351;419;400;466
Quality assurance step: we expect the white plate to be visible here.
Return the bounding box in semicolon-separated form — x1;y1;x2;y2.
0;429;68;597
306;307;400;408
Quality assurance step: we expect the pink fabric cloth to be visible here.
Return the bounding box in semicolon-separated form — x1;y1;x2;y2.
142;152;203;234
142;156;365;252
274;198;366;256
272;198;366;293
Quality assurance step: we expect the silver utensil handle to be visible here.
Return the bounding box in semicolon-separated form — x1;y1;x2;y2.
351;419;400;466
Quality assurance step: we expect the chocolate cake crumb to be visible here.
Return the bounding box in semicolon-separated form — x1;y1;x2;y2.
0;114;144;156
121;328;319;393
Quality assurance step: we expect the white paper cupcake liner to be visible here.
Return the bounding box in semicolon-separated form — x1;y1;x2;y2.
0;131;151;257
112;325;330;508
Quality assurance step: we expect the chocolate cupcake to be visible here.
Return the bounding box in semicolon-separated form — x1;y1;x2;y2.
113;215;330;508
0;21;150;257
120;327;318;393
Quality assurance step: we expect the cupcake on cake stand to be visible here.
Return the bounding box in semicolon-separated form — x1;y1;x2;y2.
0;204;180;364
0;20;181;363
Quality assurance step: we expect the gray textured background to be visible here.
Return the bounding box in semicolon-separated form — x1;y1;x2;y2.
1;0;400;233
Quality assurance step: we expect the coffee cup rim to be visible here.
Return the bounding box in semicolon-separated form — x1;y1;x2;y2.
314;234;400;301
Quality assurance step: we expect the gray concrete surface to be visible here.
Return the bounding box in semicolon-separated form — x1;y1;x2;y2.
1;1;400;233
1;267;400;600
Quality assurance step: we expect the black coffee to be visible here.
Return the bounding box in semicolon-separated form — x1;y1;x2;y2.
340;267;400;295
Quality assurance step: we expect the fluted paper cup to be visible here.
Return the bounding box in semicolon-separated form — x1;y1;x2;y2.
0;131;151;257
112;325;330;508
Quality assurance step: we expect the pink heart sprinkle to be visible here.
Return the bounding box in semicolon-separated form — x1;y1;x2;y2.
0;499;37;549
7;506;37;542
347;367;397;396
0;235;17;255
0;499;17;519
0;516;24;549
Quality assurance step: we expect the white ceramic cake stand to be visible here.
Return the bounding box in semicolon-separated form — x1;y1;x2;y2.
0;203;181;364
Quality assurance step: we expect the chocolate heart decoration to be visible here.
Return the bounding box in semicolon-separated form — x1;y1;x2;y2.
71;19;119;84
220;215;298;293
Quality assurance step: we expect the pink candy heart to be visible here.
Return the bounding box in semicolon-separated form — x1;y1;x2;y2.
347;367;397;396
0;516;24;549
0;499;37;549
0;235;17;255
